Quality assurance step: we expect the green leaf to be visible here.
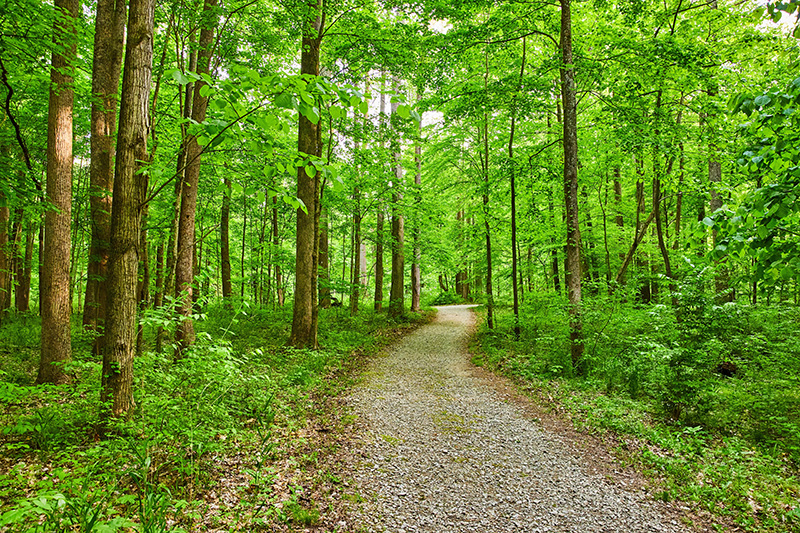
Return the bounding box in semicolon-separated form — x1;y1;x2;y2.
396;104;411;120
170;69;200;85
754;94;772;107
757;225;769;238
702;217;714;227
232;182;243;195
199;83;213;98
305;164;317;178
781;266;794;280
359;101;369;114
299;103;320;123
330;105;344;119
275;92;294;109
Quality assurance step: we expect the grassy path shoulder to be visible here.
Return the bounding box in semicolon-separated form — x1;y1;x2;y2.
469;305;799;533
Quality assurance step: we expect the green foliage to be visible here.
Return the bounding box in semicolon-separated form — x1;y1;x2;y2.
0;305;429;530
473;288;800;530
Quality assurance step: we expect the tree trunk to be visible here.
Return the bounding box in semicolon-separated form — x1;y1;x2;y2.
101;0;153;417
560;0;584;371
38;0;79;385
482;49;494;330
175;0;216;355
509;37;525;338
220;177;232;303
83;0;126;351
350;105;363;315
289;0;324;348
0;198;10;317
389;81;405;318
319;207;331;308
240;194;247;300
374;209;384;312
410;113;422;312
272;196;284;306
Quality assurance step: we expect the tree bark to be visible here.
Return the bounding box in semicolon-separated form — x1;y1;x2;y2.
101;0;153;418
272;196;284;306
560;0;584;371
289;0;324;348
374;209;384;312
319;207;331;308
0;197;9;317
83;0;126;353
220;177;232;304
509;37;525;338
389;80;405;318
350;105;363;315
175;0;217;354
482;49;494;330
38;0;79;385
410;112;422;312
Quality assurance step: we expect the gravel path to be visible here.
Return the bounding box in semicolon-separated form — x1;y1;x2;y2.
343;305;692;533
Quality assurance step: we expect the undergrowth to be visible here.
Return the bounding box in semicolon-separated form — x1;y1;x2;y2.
471;279;800;533
0;303;431;531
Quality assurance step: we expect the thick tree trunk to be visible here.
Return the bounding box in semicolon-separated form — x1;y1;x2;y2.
560;0;584;371
83;0;126;350
220;177;232;303
101;0;153;418
289;0;324;348
175;0;216;354
38;0;79;385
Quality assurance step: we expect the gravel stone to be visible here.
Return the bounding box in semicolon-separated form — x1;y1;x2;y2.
345;305;693;532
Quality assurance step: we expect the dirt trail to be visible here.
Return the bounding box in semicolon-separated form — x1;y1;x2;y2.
340;304;693;533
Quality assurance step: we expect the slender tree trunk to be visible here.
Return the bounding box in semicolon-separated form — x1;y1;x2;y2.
389;80;405;318
101;0;153;418
509;37;525;338
634;159;651;303
136;202;150;356
0;198;9;317
154;241;164;311
319;207;331;308
374;78;387;313
481;48;494;330
560;0;584;371
38;0;79;385
18;220;33;312
350;105;363;315
220;177;232;304
374;209;384;312
175;0;216;354
410;113;422;312
272;196;284;306
289;0;324;348
83;0;126;352
240;195;247;299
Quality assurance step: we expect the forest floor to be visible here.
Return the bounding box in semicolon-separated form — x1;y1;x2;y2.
317;305;717;533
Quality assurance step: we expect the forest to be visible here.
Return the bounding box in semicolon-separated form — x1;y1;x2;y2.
0;0;799;529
